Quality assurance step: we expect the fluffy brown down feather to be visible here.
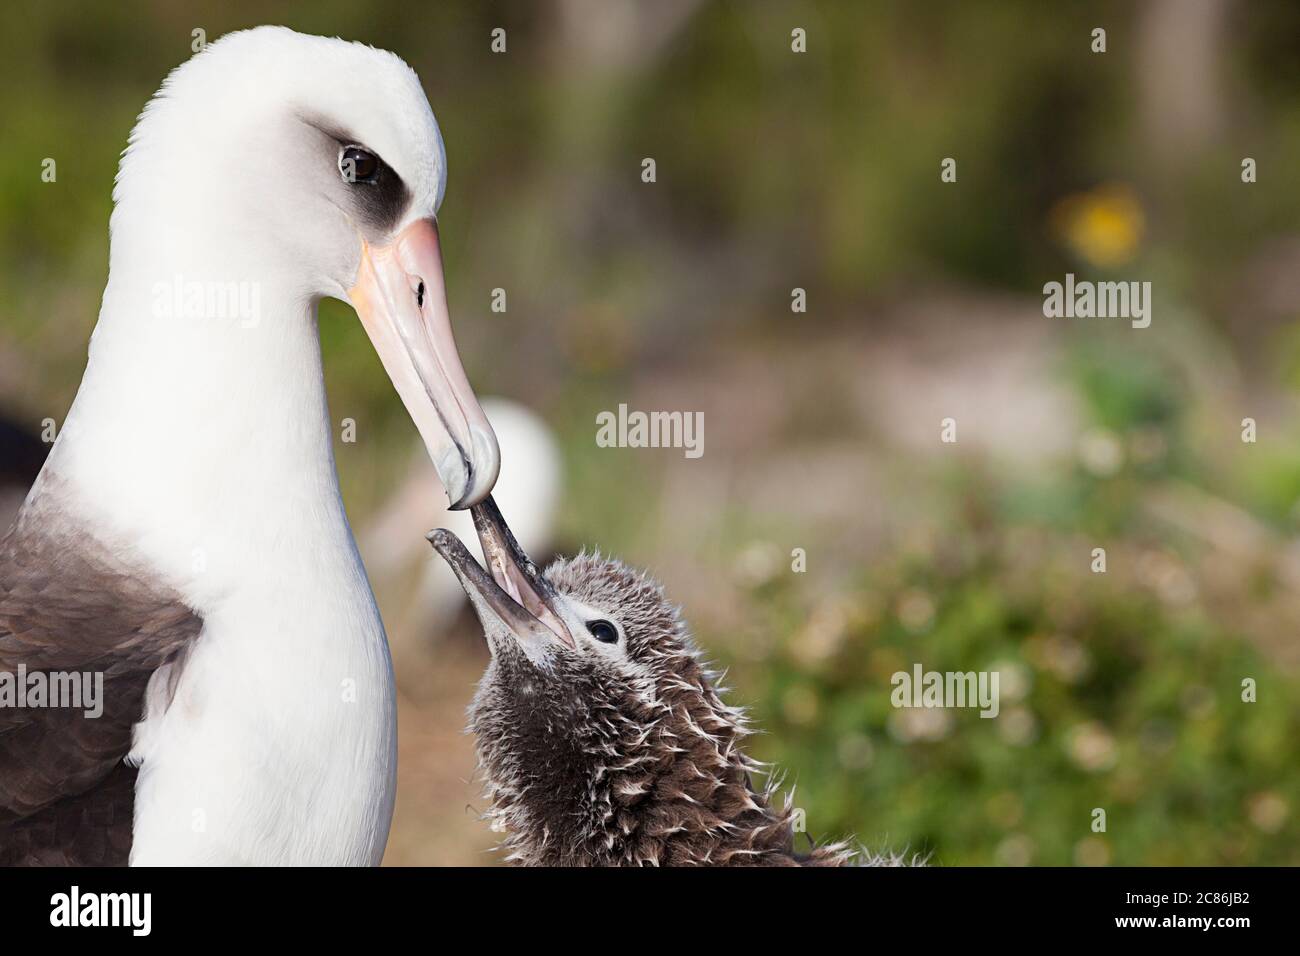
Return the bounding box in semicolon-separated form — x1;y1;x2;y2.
467;551;909;867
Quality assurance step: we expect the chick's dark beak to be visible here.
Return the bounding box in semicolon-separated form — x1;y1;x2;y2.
428;529;559;647
428;495;574;648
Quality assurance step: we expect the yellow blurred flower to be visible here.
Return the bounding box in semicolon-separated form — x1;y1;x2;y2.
1049;183;1145;268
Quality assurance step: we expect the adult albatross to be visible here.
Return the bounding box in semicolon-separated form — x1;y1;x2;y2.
0;27;500;865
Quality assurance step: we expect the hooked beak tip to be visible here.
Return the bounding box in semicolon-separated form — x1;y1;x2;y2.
444;424;501;510
443;464;473;511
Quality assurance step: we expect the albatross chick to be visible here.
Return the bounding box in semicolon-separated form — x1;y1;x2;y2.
430;498;911;867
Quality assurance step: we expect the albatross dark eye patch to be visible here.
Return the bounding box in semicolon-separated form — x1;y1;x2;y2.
329;137;409;234
339;146;380;184
301;116;410;230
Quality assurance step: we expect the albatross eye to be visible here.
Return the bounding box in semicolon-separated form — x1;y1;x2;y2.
340;146;379;184
586;620;619;644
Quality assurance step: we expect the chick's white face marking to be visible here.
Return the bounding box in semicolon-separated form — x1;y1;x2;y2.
550;595;634;665
527;592;663;710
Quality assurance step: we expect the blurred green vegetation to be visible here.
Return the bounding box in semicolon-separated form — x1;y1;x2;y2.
744;483;1300;866
3;2;1299;865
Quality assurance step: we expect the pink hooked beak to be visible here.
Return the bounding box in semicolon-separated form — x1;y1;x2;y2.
349;218;499;509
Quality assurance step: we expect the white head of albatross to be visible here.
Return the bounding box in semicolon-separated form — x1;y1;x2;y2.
0;27;497;865
82;25;498;517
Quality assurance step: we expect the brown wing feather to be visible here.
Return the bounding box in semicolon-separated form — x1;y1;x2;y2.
0;486;203;865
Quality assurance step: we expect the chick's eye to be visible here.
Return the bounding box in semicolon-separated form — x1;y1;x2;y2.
340;146;379;183
586;620;619;644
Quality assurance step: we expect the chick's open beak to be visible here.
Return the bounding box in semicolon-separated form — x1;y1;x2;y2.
349;217;499;509
428;496;574;648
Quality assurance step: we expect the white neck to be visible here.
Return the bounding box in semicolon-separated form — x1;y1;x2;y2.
44;222;399;865
46;235;356;609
